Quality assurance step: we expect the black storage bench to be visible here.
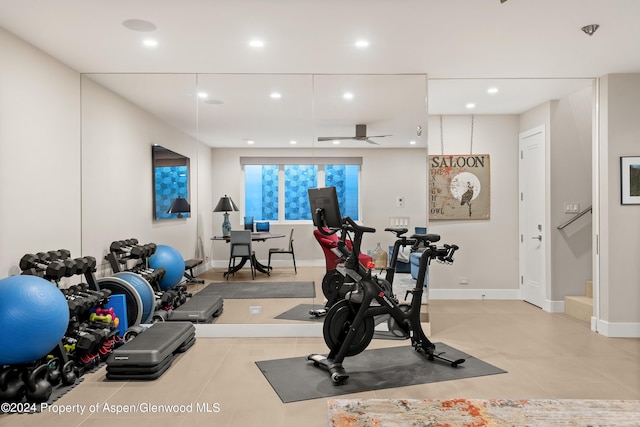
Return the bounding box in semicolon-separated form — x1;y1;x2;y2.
106;322;196;380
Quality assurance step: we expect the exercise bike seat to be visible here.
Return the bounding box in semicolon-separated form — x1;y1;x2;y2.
384;227;408;238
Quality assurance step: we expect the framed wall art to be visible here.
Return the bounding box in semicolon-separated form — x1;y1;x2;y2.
621;156;640;205
429;154;490;220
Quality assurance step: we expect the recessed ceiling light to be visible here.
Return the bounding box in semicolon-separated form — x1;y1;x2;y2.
487;87;499;95
466;103;476;109
143;38;158;47
122;19;157;32
247;140;255;145
355;40;369;48
270;92;282;99
198;92;208;99
343;92;354;100
249;39;264;48
409;140;417;145
332;140;341;145
290;140;297;145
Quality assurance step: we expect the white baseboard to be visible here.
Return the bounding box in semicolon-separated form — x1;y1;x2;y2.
543;299;565;313
593;318;640;338
428;288;520;300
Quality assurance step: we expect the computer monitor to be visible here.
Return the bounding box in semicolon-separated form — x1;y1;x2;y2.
308;186;343;229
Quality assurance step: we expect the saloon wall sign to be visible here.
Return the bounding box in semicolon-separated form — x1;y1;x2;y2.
429;154;490;220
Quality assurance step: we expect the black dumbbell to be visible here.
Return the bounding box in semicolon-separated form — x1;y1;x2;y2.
48;249;71;260
21;268;45;278
110;239;139;254
19;253;66;280
82;256;96;273
46;250;79;277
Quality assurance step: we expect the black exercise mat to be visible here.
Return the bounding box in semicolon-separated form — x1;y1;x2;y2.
274;304;408;340
275;303;325;322
199;281;316;299
256;343;506;403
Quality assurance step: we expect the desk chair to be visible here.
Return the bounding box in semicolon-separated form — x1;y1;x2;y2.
228;230;255;280
268;228;296;273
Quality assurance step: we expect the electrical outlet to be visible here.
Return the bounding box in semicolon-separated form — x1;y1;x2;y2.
249;306;262;315
459;277;469;285
396;195;404;208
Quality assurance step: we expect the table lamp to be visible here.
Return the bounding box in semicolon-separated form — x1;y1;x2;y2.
167;196;191;218
213;195;239;237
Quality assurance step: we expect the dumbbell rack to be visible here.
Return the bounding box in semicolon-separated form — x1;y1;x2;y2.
105;239;223;324
7;249;123;407
105;239;191;321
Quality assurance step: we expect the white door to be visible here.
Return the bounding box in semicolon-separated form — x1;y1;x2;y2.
519;126;546;308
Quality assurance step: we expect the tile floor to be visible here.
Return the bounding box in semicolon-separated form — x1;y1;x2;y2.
2;267;639;427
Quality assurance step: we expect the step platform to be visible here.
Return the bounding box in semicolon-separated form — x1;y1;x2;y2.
106;322;195;380
168;292;224;323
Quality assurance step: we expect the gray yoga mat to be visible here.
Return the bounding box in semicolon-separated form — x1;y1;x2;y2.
274;304;410;339
199;281;316;299
256;343;506;403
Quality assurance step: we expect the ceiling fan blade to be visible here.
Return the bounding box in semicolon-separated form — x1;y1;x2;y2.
369;134;391;138
317;136;352;141
364;138;380;145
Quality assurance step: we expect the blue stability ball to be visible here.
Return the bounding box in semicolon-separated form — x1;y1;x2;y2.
0;275;69;365
113;272;156;324
149;245;185;290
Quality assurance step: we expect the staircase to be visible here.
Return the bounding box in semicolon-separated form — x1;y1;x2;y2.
564;280;593;322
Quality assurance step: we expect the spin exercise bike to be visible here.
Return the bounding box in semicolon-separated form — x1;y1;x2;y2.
310;226;419;318
307;204;464;384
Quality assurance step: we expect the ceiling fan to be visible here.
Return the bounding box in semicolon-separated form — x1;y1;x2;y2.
317;124;391;145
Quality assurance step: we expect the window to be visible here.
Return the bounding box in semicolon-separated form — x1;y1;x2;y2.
242;157;361;222
244;164;278;220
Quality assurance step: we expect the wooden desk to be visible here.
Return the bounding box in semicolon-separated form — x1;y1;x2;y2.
211;232;285;276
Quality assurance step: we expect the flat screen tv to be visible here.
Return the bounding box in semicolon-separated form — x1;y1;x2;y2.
308;186;343;229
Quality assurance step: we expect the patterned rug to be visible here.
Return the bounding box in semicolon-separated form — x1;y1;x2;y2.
327;398;640;427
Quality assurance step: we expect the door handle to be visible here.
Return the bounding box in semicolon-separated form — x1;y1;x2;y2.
531;235;542;241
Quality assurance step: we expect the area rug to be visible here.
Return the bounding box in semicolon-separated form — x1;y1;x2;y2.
199;281;315;299
256;344;505;403
327;398;640;427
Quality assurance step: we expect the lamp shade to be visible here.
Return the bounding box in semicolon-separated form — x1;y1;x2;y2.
167;197;191;214
214;195;239;212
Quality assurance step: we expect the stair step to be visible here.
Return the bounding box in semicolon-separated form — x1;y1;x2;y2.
565;295;593;322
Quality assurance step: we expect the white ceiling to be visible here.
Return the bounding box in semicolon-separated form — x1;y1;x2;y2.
1;0;637;147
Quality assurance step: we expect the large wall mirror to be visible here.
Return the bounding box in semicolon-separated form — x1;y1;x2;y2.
80;72;428;332
82;74;588;334
81;72;593;333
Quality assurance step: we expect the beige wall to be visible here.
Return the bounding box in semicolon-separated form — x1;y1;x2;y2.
426;115;520;295
598;74;640;333
208;147;429;270
0;27;81;279
81;77;206;276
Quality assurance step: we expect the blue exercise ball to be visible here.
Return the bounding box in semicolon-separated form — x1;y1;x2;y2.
149;245;185;290
0;275;69;365
113;272;156;324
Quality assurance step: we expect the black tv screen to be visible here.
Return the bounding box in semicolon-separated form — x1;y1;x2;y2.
308;186;343;229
